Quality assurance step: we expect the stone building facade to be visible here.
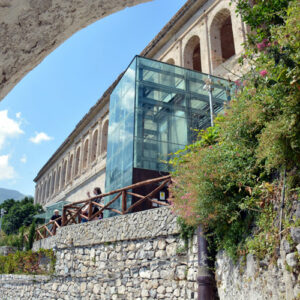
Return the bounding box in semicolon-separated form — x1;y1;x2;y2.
34;0;247;208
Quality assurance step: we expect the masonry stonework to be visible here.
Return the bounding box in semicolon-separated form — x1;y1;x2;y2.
0;207;199;299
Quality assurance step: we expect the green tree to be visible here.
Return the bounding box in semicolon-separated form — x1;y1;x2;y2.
234;0;292;42
0;197;43;235
26;220;36;251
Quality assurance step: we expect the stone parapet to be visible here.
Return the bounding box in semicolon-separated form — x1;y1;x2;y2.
33;206;179;251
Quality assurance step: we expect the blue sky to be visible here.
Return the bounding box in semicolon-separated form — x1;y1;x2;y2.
0;0;187;196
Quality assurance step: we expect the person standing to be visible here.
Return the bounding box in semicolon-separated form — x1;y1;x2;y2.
50;209;61;233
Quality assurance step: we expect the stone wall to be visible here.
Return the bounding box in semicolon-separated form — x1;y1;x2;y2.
0;207;199;299
216;231;300;300
215;202;300;300
0;246;17;256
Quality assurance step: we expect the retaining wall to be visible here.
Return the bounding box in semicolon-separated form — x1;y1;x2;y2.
0;207;199;300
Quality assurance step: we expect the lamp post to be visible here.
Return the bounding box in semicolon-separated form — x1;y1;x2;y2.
203;75;214;127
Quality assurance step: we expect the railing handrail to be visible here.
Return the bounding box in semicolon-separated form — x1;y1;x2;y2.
64;175;171;207
33;175;171;241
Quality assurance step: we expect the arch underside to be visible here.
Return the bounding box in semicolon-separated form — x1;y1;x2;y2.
0;0;152;102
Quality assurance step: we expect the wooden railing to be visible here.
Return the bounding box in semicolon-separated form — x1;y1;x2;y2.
34;217;62;241
33;175;171;241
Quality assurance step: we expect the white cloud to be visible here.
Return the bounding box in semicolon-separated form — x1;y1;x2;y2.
20;154;27;164
0;155;15;180
29;132;53;144
16;112;21;119
0;110;24;150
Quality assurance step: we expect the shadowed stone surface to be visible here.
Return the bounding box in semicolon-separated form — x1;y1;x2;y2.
0;0;151;101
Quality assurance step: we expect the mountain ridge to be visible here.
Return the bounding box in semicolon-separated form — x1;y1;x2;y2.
0;187;26;203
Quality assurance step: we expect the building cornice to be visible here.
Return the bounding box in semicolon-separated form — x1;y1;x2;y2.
140;0;208;58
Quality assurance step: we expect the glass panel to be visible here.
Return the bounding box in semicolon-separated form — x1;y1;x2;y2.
104;56;235;215
133;56;234;172
104;59;136;216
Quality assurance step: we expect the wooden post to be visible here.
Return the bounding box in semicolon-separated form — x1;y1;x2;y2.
122;191;127;214
88;200;93;221
62;207;67;226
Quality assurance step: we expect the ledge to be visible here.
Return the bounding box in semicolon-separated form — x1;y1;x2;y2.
33;207;179;251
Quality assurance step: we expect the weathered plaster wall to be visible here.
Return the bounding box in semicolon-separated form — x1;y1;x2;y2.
0;0;152;101
0;207;199;299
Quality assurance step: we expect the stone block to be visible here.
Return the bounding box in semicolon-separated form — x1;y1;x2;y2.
286;252;298;268
157;285;165;294
157;240;166;250
176;265;187;280
281;238;292;254
166;243;177;256
291;227;300;244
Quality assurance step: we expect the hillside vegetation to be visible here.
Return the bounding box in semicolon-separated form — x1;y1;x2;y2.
170;0;300;259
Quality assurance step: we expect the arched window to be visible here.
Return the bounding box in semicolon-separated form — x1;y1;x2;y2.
38;185;42;203
56;166;61;192
52;171;56;195
67;154;73;182
91;130;98;162
210;9;236;69
184;36;201;72
42;183;45;203
75;147;81;176
83;139;89;169
166;58;175;65
47;177;51;198
36;187;39;203
101;121;108;155
61;160;67;188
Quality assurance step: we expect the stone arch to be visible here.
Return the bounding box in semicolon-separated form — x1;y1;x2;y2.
166;58;175;65
36;187;40;203
210;8;236;69
0;0;152;102
38;185;42;203
61;160;67;188
67;154;73;182
51;171;56;195
101;121;109;155
91;129;98;162
56;166;61;192
75;147;81;176
183;35;202;72
47;176;51;199
41;182;45;203
83;139;89;169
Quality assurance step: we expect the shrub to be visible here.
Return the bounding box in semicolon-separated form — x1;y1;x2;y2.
0;197;44;235
26;220;36;251
170;0;300;259
0;249;55;275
